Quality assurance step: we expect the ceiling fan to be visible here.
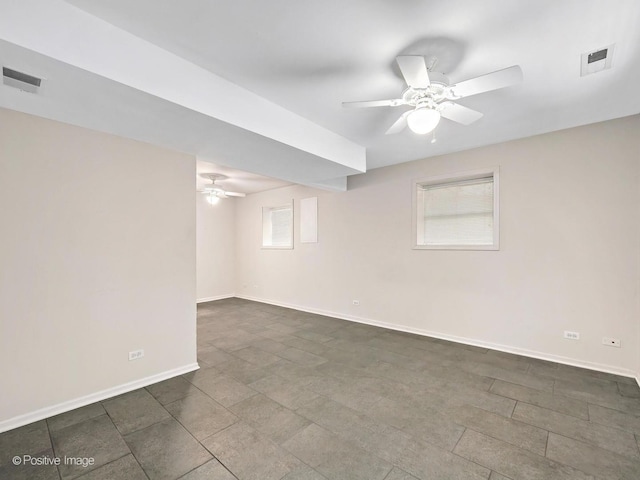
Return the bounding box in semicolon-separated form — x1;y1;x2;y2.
198;174;246;204
343;56;523;135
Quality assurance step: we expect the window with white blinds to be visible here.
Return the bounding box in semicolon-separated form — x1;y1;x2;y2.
262;202;293;248
414;169;499;250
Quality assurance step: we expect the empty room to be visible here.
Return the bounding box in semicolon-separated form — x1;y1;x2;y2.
1;1;640;479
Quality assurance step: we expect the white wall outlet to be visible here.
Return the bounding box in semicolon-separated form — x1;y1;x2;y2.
352;300;360;306
602;337;621;348
128;349;144;361
563;331;580;340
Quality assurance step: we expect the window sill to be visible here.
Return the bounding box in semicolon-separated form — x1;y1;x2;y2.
413;244;500;251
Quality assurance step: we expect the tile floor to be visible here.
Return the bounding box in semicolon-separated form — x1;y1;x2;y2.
2;298;640;479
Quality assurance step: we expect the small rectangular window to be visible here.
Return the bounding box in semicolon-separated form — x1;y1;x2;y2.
413;168;499;250
262;202;293;249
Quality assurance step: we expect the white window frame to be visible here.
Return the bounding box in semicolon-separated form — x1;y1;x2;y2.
262;201;294;249
412;167;500;251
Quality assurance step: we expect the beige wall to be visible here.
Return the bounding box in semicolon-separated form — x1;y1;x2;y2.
0;108;197;430
197;194;236;301
236;115;640;376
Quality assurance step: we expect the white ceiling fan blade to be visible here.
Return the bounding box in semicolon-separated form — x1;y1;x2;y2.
385;111;411;135
440;102;483;125
396;56;431;89
224;191;246;197
342;99;404;108
450;65;523;99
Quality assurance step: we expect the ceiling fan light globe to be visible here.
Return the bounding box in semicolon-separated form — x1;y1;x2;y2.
407;108;441;135
206;193;220;205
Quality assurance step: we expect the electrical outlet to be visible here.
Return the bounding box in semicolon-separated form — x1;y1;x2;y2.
563;331;580;340
602;337;621;348
128;349;144;361
352;300;360;306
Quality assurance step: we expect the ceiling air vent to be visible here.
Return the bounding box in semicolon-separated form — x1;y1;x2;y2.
580;44;614;76
3;67;42;93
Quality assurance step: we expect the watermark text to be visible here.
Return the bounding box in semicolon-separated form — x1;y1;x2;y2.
12;455;95;468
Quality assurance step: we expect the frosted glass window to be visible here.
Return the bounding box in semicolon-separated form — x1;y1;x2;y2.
414;170;499;250
262;203;293;248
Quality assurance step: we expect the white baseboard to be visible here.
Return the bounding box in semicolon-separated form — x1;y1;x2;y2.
237;294;638;381
0;363;200;434
197;293;235;304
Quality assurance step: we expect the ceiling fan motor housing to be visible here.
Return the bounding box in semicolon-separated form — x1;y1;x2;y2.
402;72;450;109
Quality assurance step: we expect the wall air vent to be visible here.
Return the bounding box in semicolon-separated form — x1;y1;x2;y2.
580;44;615;76
3;67;42;93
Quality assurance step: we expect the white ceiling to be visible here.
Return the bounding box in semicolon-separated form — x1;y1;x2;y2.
196;160;291;195
2;0;640;188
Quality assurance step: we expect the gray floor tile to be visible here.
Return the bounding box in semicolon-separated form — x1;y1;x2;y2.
553;377;640;415
292;330;335;344
383;467;420;480
124;418;211;480
588;403;640;435
232;346;283;366
557;364;637;386
179;458;236;480
452;405;548;455
447;386;517;417
74;454;146;480
512;402;639;459
229;394;310;444
281;337;332;356
555;375;619;397
7;298;638;480
488;472;512;480
0;420;52;467
529;362;604;383
258;330;299;341
51;415;130;479
0;448;60;480
249;374;320;410
277;347;328;367
282;424;392;480
208;331;263;352
145;376;200;405
202;422;305;480
366;397;465;450
214;357;275;384
47;404;106;433
483;350;532;372
102;389;170;435
184;367;257;407
618;381;640;398
246;337;290;354
546;433;640;480
376;354;495;392
490;379;589;420
280;467;327;479
165;390;238;440
294;395;485;479
265;322;300;334
322;343;407;370
304;375;382;413
463;362;555;393
295;396;412;459
454;429;593;479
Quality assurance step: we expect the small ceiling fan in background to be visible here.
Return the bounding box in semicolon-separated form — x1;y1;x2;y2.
343;56;523;136
198;174;246;204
